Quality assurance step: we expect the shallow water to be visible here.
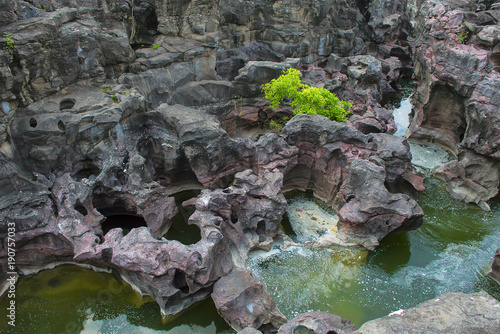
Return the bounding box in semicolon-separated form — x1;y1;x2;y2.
0;265;233;334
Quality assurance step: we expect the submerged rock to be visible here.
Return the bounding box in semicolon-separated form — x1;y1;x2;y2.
278;311;357;334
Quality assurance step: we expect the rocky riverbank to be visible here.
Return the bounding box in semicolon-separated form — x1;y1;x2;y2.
0;0;499;332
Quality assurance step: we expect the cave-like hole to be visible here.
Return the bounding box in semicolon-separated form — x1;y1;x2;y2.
58;120;66;131
163;190;202;245
356;0;371;22
137;136;155;159
101;214;147;236
173;269;189;294
133;3;158;39
418;84;466;151
29;118;37;128
74;201;88;216
72;160;101;181
59;98;76;110
163;152;202;188
256;220;267;242
230;210;238;224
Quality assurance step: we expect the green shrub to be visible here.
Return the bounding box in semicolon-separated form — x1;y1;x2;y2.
262;68;351;122
457;21;473;44
267;116;289;134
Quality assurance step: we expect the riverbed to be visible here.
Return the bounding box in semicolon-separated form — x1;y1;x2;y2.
1;144;499;333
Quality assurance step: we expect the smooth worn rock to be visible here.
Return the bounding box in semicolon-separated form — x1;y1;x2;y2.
2;0;492;331
353;291;500;334
278;311;357;334
435;148;499;211
233;59;300;97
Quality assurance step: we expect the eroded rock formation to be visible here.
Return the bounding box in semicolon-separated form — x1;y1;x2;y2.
0;0;498;332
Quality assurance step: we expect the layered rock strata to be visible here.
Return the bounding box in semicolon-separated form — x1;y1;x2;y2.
408;0;500;210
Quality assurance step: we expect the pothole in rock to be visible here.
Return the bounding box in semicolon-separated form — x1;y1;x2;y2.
282;190;340;245
101;214;147;236
163;190;202;245
93;194;145;237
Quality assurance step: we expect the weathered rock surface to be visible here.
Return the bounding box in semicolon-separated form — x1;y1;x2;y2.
408;0;500;207
0;0;497;331
282;114;424;249
353;291;500;334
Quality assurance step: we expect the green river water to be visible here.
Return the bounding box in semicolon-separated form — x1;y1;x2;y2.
1;143;500;333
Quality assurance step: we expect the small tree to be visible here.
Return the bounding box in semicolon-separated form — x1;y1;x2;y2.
262;68;351;122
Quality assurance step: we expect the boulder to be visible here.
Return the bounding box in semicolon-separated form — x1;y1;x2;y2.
278;311;357;334
212;268;287;332
435;149;499;211
233;59;300;97
353;291;500;334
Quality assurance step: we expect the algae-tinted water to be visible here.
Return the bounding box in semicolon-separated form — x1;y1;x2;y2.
0;265;233;334
248;177;500;327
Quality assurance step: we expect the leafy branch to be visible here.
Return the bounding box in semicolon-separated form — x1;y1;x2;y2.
262;68;351;122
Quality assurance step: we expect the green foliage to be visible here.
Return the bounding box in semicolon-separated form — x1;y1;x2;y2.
267;116;289;134
262;68;351;122
152;44;160;49
99;86;112;93
457;21;473;44
3;32;14;54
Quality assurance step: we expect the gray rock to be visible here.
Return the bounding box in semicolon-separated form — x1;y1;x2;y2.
233;59;300;97
353;291;500;334
435;149;499;211
278;311;357;334
409;0;500;208
239;327;263;334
